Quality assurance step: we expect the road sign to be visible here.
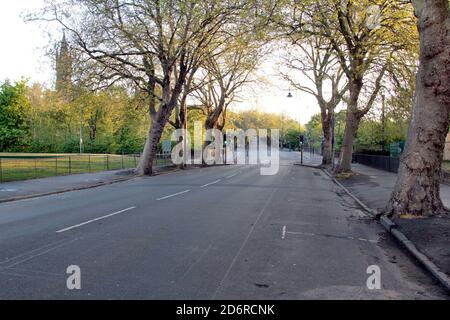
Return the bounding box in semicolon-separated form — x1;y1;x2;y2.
390;141;405;158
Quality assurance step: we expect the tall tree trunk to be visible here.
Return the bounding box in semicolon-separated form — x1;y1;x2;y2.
321;108;333;166
334;79;363;173
385;0;450;217
202;99;226;165
179;101;188;169
138;100;180;175
136;60;187;176
335;110;360;173
202;119;220;166
322;123;332;165
137;117;166;176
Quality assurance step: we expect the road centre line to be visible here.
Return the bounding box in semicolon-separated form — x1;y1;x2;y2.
200;180;221;188
56;207;136;233
156;190;191;201
211;189;277;299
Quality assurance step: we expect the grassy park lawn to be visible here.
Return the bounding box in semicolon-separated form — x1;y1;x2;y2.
0;153;169;183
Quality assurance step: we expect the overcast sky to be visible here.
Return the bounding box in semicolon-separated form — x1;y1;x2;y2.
0;0;321;125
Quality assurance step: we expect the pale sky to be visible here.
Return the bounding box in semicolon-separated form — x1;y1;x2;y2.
0;0;321;125
0;0;53;85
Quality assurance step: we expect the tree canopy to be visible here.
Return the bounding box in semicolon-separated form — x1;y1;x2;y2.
0;81;31;151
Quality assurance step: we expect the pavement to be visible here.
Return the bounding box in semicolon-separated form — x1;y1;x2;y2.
0;164;176;202
338;163;450;284
294;150;323;167
0;152;447;299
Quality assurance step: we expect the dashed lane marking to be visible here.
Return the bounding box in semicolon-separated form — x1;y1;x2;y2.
156;190;191;201
56;207;136;233
200;180;221;188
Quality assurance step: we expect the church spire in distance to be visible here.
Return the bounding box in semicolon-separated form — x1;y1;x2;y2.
55;31;73;100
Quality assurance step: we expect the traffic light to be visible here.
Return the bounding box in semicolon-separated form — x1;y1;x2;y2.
299;135;305;144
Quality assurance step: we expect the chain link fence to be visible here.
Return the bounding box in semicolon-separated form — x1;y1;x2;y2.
0;154;172;183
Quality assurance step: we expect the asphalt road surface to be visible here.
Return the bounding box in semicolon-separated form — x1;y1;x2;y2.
0;152;447;299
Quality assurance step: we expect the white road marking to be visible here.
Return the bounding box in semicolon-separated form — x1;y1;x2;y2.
56;207;136;233
287;231;316;237
282;226;287;240
285;230;377;243
156;190;191;201
226;173;238;179
211;190;276;299
200;180;221;188
360;238;378;243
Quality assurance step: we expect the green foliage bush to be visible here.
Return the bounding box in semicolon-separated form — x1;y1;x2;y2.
114;126;144;154
61;139;81;153
0;80;31;151
84;136;115;154
29;139;58;153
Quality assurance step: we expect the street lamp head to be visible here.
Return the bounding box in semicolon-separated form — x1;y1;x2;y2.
287;92;293;98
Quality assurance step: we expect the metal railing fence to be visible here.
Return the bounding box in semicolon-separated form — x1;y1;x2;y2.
352;154;400;173
0;154;172;183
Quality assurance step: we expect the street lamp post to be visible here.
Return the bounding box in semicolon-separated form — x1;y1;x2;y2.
79;104;84;154
331;111;336;170
183;102;188;167
381;94;386;152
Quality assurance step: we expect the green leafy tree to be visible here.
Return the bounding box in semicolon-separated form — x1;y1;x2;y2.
0;80;31;151
283;0;419;172
306;111;346;150
226;109;304;146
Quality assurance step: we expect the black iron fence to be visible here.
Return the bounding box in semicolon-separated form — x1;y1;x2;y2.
303;146;319;155
352;154;400;173
0;153;172;183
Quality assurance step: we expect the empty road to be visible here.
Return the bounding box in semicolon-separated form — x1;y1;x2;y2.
0;152;446;299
